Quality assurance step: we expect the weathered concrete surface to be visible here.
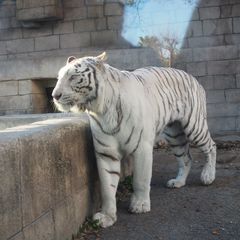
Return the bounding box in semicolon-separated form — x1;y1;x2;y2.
0;113;79;130
100;147;240;240
0;114;100;240
0;112;134;240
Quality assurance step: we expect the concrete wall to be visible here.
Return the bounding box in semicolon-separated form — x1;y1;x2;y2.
174;0;240;134
0;113;133;240
0;114;100;240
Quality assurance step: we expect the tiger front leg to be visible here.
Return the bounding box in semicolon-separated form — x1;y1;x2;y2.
93;152;121;228
129;142;153;214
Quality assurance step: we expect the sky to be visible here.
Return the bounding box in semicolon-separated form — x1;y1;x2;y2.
122;0;199;47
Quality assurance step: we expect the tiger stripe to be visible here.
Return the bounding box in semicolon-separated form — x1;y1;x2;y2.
125;126;135;145
93;134;109;147
105;169;120;177
95;151;119;162
131;129;143;154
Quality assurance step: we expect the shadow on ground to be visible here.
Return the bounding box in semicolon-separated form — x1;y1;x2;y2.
99;147;240;240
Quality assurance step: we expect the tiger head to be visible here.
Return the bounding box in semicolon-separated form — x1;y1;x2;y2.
52;52;107;113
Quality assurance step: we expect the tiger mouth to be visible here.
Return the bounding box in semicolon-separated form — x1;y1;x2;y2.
69;102;87;112
54;99;87;113
63;103;87;112
53;101;71;112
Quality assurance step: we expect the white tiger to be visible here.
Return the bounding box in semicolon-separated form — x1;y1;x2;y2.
52;52;216;228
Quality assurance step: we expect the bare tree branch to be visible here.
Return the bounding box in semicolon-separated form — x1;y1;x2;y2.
138;33;180;67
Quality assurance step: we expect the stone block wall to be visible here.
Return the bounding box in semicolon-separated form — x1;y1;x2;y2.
0;0;129;61
175;0;240;134
16;0;63;21
0;79;49;115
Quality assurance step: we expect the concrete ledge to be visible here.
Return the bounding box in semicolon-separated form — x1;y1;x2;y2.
0;113;80;130
0;114;100;240
0;48;160;81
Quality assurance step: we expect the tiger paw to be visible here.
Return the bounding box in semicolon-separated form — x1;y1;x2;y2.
201;165;215;185
129;195;150;213
166;179;186;188
93;212;117;228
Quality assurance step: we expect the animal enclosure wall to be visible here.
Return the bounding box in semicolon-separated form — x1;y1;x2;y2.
0;0;239;134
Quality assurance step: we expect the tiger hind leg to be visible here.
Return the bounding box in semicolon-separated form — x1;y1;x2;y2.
163;121;192;188
185;118;216;185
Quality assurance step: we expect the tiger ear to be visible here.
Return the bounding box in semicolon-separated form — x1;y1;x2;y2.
67;56;76;64
96;52;108;62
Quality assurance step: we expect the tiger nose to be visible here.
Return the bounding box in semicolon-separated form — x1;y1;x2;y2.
52;92;62;101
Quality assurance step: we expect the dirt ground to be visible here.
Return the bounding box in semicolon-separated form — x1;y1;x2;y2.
98;146;240;240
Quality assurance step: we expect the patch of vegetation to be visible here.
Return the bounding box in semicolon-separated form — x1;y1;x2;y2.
73;218;100;240
116;175;133;202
